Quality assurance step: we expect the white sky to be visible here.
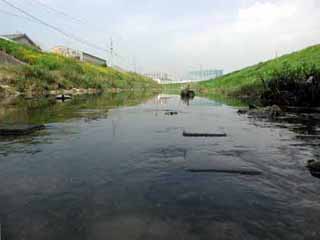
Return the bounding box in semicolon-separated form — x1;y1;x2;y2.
1;0;320;77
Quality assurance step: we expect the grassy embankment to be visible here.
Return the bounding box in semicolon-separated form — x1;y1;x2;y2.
0;39;158;96
198;44;320;106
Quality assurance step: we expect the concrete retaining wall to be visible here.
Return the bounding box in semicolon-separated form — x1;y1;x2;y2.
0;51;25;65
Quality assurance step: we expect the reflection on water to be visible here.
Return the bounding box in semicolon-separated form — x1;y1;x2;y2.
0;91;156;125
0;92;320;239
181;95;195;106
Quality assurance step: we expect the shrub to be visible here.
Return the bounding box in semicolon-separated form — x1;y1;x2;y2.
261;62;320;106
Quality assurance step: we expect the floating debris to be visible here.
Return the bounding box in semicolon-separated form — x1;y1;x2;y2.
0;124;45;136
56;94;72;101
187;169;262;175
144;109;178;113
165;111;178;116
183;131;227;137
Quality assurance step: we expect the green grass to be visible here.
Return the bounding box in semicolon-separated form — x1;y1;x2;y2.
0;39;158;94
198;44;320;97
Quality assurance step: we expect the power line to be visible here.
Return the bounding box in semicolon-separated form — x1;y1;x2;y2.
1;0;134;70
0;9;38;23
25;0;126;56
26;0;84;24
24;0;133;67
0;0;111;55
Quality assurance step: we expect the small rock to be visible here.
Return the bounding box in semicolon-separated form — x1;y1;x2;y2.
165;111;178;116
247;105;283;119
248;103;257;110
237;109;248;114
0;85;19;97
307;160;320;171
306;76;315;84
307;160;320;178
269;104;283;117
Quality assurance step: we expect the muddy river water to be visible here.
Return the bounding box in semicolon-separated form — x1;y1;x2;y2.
0;93;319;240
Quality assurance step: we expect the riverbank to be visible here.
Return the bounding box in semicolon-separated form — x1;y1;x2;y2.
0;39;159;97
198;44;320;106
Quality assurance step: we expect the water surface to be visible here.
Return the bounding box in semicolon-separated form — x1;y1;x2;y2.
0;93;319;240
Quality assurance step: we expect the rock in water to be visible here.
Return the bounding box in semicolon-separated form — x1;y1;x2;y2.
269;105;282;117
307;160;320;171
240;104;283;119
237;109;248;114
306;160;320;178
56;94;72;101
165;111;178;116
248;103;257;110
0;124;45;136
180;89;195;98
306;76;315;84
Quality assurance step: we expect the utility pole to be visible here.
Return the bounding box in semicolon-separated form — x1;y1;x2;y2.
110;37;114;67
132;56;137;73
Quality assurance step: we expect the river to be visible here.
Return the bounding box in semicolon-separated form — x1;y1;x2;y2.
0;92;319;240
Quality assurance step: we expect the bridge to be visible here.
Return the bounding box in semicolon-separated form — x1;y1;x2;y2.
145;69;224;84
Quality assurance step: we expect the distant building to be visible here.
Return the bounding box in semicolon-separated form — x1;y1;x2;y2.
112;65;126;73
51;46;107;66
144;72;174;83
82;52;107;66
187;69;223;81
51;46;82;60
0;33;41;50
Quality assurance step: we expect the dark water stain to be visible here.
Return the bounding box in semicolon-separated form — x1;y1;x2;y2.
0;93;320;239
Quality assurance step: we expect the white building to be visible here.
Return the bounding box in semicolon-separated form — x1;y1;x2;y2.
51;46;107;66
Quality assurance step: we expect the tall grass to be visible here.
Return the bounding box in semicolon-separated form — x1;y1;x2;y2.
198;44;320;98
0;39;158;94
260;62;320;106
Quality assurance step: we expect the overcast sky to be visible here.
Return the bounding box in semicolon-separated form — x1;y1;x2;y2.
1;0;320;77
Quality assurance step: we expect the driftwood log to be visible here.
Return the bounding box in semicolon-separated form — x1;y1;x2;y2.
183;131;227;137
187;169;262;175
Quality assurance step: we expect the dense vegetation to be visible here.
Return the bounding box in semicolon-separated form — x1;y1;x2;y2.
0;39;158;95
260;62;320;106
198;44;320;105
